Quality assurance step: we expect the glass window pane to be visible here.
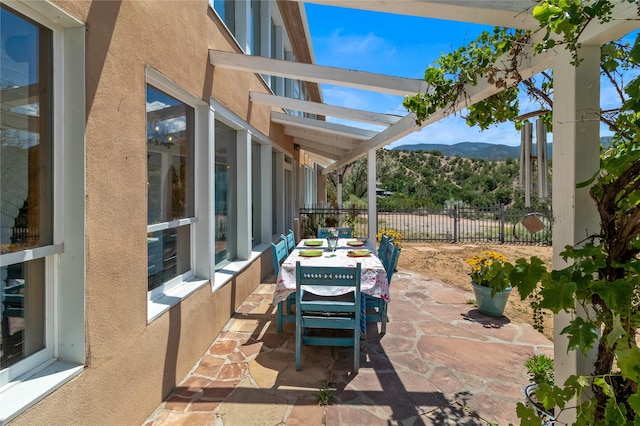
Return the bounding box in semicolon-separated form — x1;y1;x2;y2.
146;86;194;224
251;142;261;246
147;226;190;292
250;0;260;56
146;85;194;291
0;5;53;254
1;259;46;369
214;0;235;34
215;120;236;268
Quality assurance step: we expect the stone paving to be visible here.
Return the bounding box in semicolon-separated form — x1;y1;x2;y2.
143;269;553;425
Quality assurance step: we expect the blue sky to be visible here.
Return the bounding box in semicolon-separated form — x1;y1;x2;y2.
304;3;632;149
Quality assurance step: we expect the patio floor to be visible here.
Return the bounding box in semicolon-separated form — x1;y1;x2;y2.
143;268;553;425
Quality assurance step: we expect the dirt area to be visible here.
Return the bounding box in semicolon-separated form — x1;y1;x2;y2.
396;242;555;341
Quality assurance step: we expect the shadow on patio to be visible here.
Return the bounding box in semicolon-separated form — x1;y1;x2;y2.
143;269;553;425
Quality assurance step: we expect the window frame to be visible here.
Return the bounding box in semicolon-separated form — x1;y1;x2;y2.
0;1;85;423
145;67;210;322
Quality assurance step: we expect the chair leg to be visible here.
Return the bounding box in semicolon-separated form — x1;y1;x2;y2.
354;321;360;374
286;294;295;314
381;303;387;335
277;301;284;333
295;316;302;371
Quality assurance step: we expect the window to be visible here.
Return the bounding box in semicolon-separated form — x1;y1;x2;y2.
214;120;237;268
251;141;261;246
1;4;84;419
146;86;195;294
213;0;235;34
1;3;53;378
250;0;261;56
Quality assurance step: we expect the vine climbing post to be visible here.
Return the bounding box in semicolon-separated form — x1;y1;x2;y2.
551;44;602;424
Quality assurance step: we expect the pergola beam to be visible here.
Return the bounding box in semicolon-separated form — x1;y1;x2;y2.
209;49;428;96
271;111;377;139
251;91;401;126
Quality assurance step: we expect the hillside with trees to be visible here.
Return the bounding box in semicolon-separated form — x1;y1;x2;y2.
327;148;550;211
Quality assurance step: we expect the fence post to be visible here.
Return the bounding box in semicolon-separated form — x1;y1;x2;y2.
453;205;458;243
499;203;505;244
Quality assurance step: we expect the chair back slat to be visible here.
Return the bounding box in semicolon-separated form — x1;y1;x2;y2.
271;238;288;275
337;227;352;238
381;241;400;285
281;229;296;254
317;226;352;238
377;234;390;258
295;262;362;372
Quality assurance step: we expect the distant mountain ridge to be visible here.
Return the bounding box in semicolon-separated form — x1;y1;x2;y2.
392;142;547;161
393;136;613;161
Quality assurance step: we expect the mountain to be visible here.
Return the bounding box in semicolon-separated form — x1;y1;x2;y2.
391;142;539;161
394;136;613;161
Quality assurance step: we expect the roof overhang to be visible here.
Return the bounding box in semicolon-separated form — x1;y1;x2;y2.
209;0;640;173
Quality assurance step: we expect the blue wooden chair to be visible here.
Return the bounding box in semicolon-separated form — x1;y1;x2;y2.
295;262;362;373
281;229;296;254
317;226;352;238
271;238;294;332
337;227;352;238
280;229;297;313
377;234;390;258
366;240;399;334
317;227;331;238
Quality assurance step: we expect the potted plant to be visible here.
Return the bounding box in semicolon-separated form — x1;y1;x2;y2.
465;251;513;317
523;354;556;425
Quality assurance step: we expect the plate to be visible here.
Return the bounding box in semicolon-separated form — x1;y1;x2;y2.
299;249;323;257
346;240;365;247
347;249;372;257
304;240;323;246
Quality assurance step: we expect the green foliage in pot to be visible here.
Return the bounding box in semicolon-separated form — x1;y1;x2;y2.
525;354;555;387
465;250;512;296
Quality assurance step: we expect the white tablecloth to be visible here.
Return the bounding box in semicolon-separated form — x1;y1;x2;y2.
273;238;390;305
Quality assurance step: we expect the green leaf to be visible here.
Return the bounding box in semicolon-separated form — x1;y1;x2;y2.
593;376;614;397
560;317;599;356
592;279;634;312
607;313;627;348
535;383;567;411
629;33;640;64
603;395;628;424
516;402;541;426
510;257;547;299
628;392;640;416
616;346;640;383
539;273;576;313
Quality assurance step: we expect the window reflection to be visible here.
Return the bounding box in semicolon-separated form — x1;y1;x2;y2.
214;120;236;268
0;5;53;255
1;5;51;372
146;86;194;291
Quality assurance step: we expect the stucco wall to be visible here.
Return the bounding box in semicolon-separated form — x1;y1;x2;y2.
11;1;295;424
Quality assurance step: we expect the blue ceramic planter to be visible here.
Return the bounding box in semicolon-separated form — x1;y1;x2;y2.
471;281;512;317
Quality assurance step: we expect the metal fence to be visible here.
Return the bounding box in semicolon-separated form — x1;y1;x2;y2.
299;204;552;245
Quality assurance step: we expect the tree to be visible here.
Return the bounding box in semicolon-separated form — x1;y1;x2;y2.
404;0;640;422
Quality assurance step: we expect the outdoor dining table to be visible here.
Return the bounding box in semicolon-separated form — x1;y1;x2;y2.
273;238;390;336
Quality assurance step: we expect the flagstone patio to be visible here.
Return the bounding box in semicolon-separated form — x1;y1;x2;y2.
143;268;553;425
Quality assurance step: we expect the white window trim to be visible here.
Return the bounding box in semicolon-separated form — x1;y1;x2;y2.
0;2;85;424
145;67;210;323
209;99;277;293
209;1;292;95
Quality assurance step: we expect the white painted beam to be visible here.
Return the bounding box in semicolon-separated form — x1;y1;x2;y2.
305;1;541;30
271;112;377;139
282;128;359;150
209;49;428;96
295;143;347;161
250;91;401;125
